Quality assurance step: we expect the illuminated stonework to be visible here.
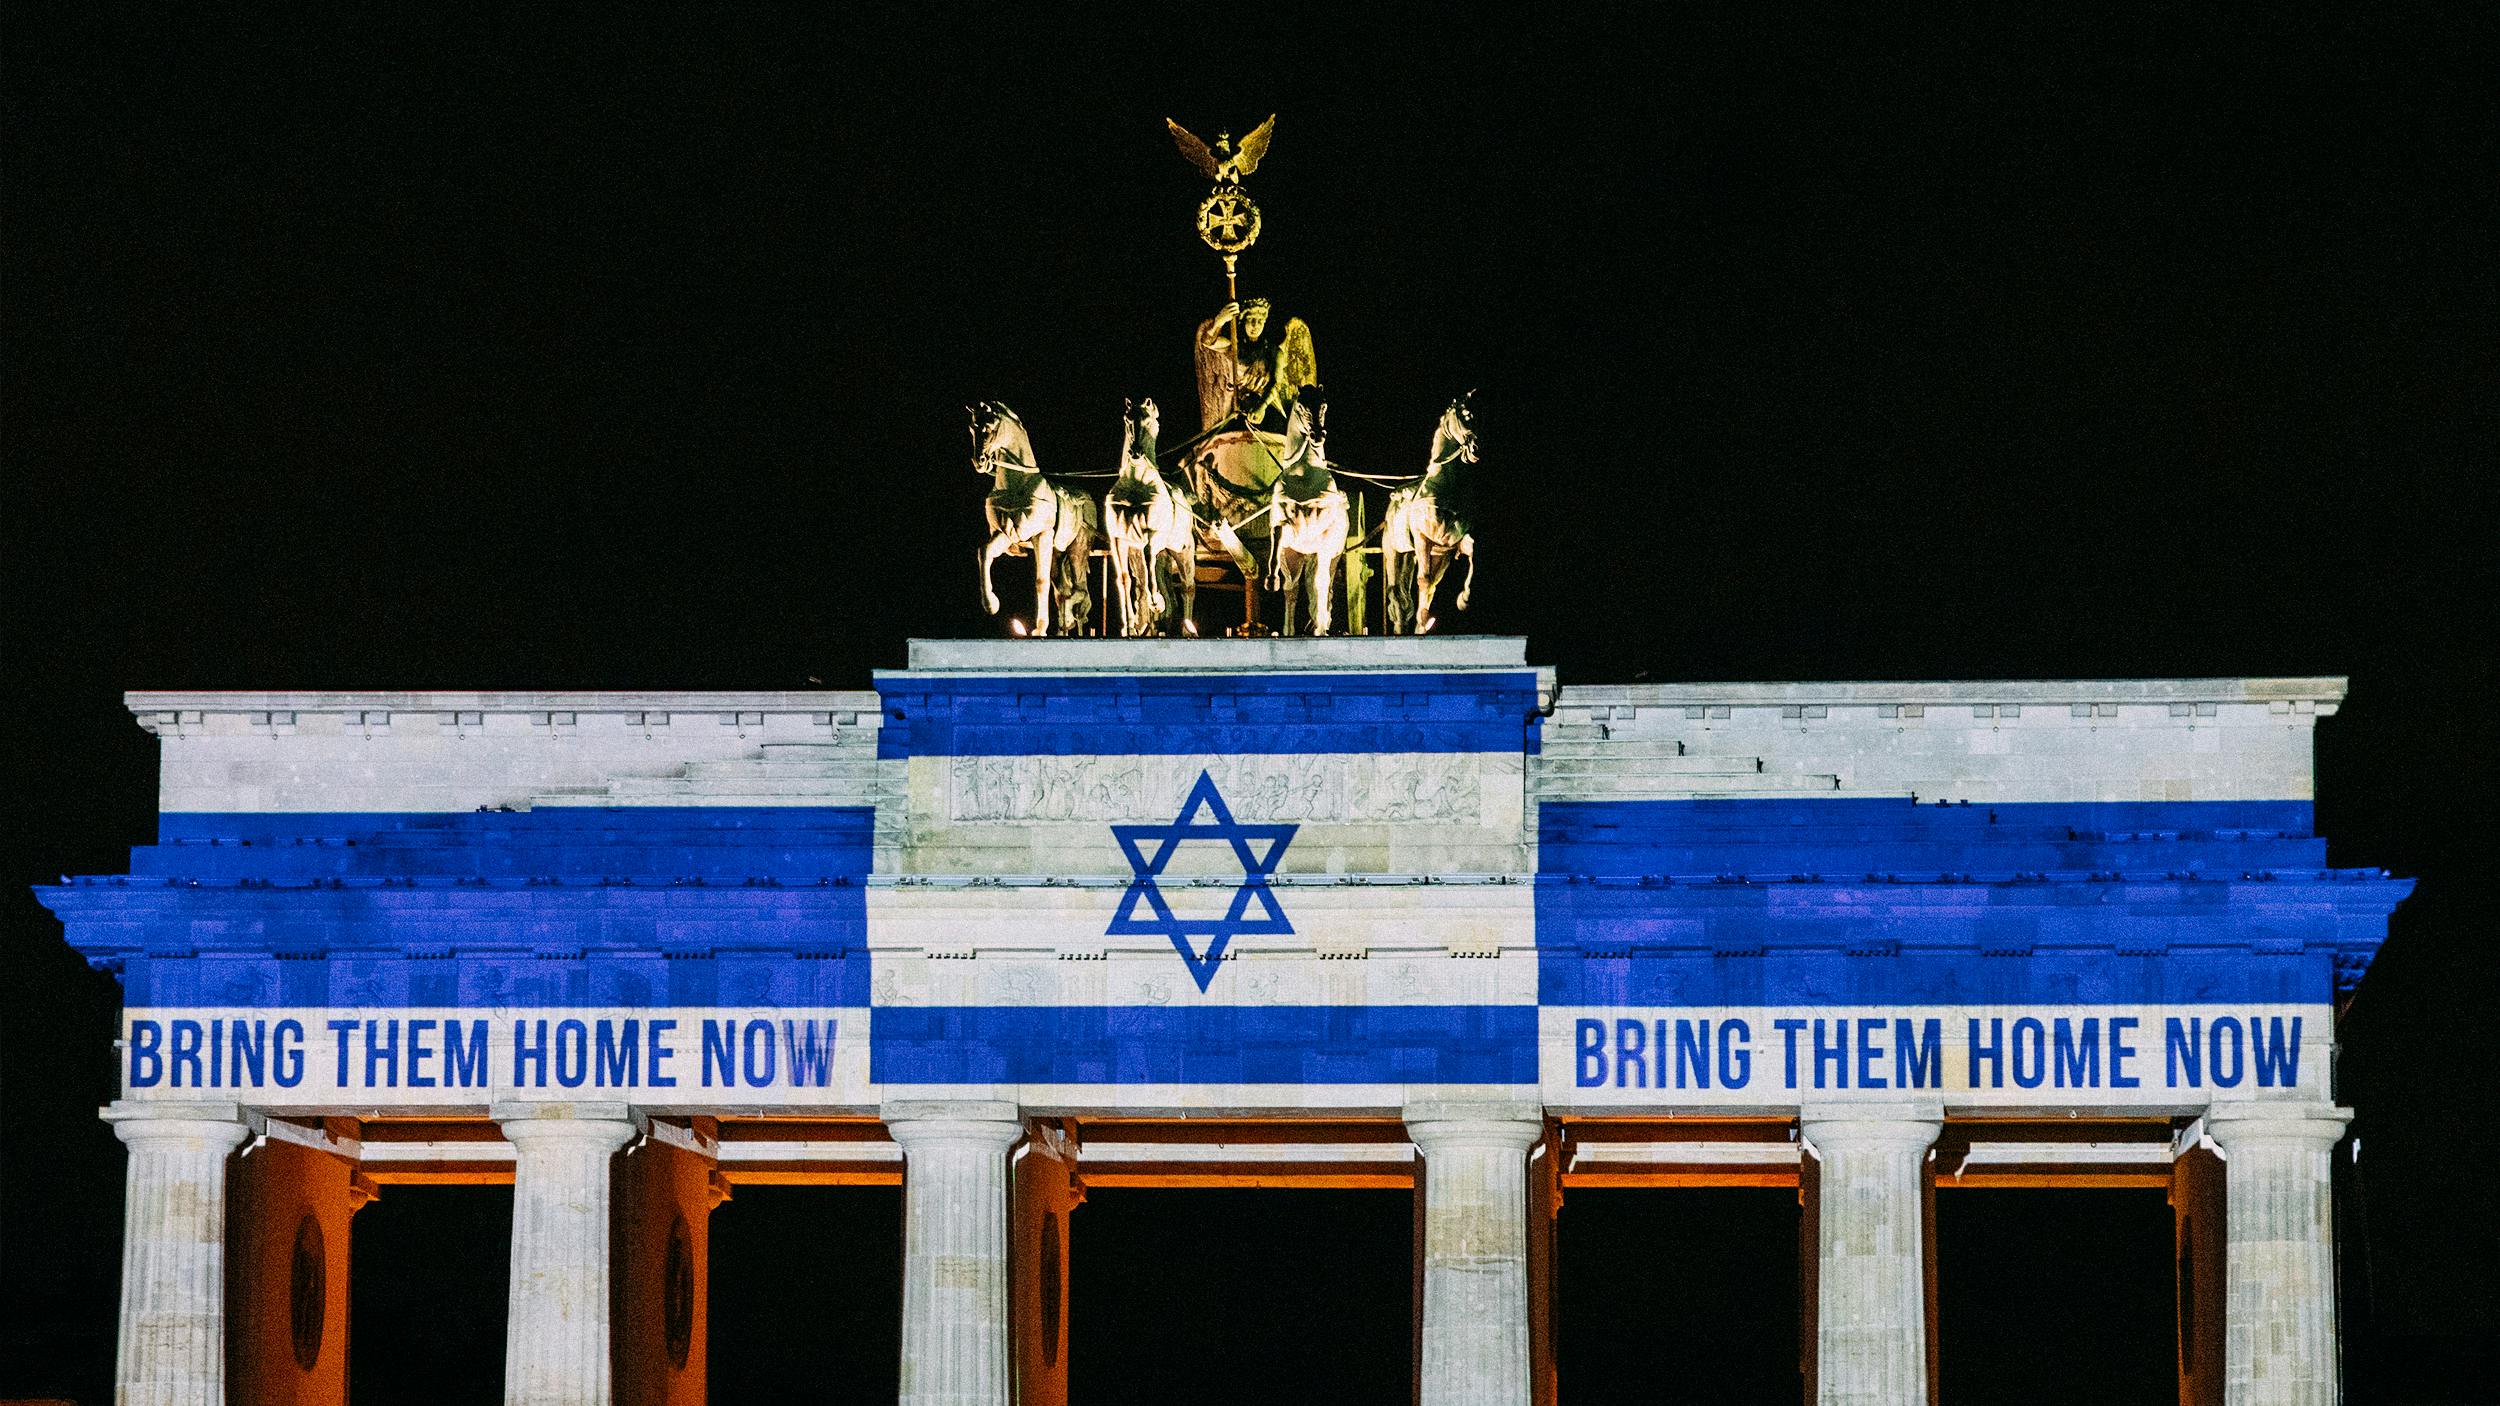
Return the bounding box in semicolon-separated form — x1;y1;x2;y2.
44;637;2406;1404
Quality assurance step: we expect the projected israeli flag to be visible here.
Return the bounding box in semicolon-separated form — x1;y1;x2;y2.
863;664;1548;1100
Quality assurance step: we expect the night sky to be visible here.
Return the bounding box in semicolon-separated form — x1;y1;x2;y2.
4;10;2494;1402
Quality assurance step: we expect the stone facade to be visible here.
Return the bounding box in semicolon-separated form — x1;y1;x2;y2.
44;638;2408;1403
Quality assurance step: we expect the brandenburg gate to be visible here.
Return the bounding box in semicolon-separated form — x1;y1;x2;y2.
42;636;2405;1403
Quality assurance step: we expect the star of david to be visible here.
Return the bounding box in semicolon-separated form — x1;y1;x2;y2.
1107;771;1296;992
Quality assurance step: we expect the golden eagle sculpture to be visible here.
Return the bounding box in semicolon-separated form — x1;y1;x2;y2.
1166;115;1276;185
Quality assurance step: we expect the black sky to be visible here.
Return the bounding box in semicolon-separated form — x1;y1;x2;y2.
4;8;2495;1401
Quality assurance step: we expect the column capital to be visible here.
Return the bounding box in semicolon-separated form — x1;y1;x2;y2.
2204;1102;2350;1149
492;1100;639;1151
101;1100;250;1148
882;1099;1024;1151
1404;1100;1545;1154
1799;1103;1943;1150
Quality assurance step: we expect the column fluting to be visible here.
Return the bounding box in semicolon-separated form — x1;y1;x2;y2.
496;1101;638;1406
1800;1104;1942;1406
2206;1103;2349;1406
887;1100;1024;1406
1407;1101;1545;1406
105;1100;251;1406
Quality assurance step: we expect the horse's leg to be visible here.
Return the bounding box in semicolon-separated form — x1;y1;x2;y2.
1177;542;1199;636
1416;544;1448;634
1318;540;1340;637
1031;525;1055;637
976;535;1008;615
1111;537;1136;637
1382;532;1410;635
1454;534;1476;613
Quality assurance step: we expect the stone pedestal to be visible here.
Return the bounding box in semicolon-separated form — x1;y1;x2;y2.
1407;1102;1544;1406
1801;1105;1942;1406
887;1100;1023;1406
2206;1105;2349;1406
105;1101;251;1406
496;1102;638;1406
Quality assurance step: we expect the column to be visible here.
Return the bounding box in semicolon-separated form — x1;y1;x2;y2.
1407;1101;1544;1406
1800;1104;1942;1406
2205;1104;2349;1406
495;1101;638;1406
887;1100;1023;1406
103;1100;251;1406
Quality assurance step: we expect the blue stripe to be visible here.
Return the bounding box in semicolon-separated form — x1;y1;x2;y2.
1540;948;2334;1007
1538;798;2324;878
870;1004;1539;1084
874;672;1542;758
108;946;874;1008
148;808;874;881
1535;874;2401;1007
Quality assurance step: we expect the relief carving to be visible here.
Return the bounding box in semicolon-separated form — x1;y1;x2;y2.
947;754;1485;823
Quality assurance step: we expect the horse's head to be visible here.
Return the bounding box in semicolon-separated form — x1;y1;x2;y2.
968;400;1028;473
1439;391;1480;463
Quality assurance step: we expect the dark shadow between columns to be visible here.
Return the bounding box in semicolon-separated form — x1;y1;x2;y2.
1936;1187;2173;1406
347;1184;512;1405
706;1184;901;1402
1070;1187;1411;1406
1556;1187;1803;1402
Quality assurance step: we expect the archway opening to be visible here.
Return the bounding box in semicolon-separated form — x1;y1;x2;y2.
1556;1186;1802;1401
707;1184;902;1401
1936;1187;2174;1404
1070;1187;1411;1405
348;1184;512;1403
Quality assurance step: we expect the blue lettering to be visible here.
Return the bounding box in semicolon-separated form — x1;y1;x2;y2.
1896;1019;1941;1089
555;1019;589;1088
783;1020;836;1087
647;1020;678;1088
2252;1017;2302;1088
514;1020;549;1088
1774;1019;1807;1089
2011;1017;2046;1089
231;1020;266;1088
1614;1019;1648;1089
364;1019;400;1088
1813;1019;1848;1090
406;1019;438;1088
595;1020;640;1087
445;1021;486;1088
1857;1017;1888;1090
273;1019;304;1088
1676;1020;1711;1090
704;1020;737;1088
1968;1018;2004;1088
209;1019;224;1086
742;1018;776;1088
2054;1018;2100;1088
1574;1019;1606;1087
2167;1018;2201;1087
1719;1019;1752;1089
128;1020;164;1088
170;1020;204;1088
2109;1017;2141;1088
2208;1017;2244;1088
328;1019;359;1086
